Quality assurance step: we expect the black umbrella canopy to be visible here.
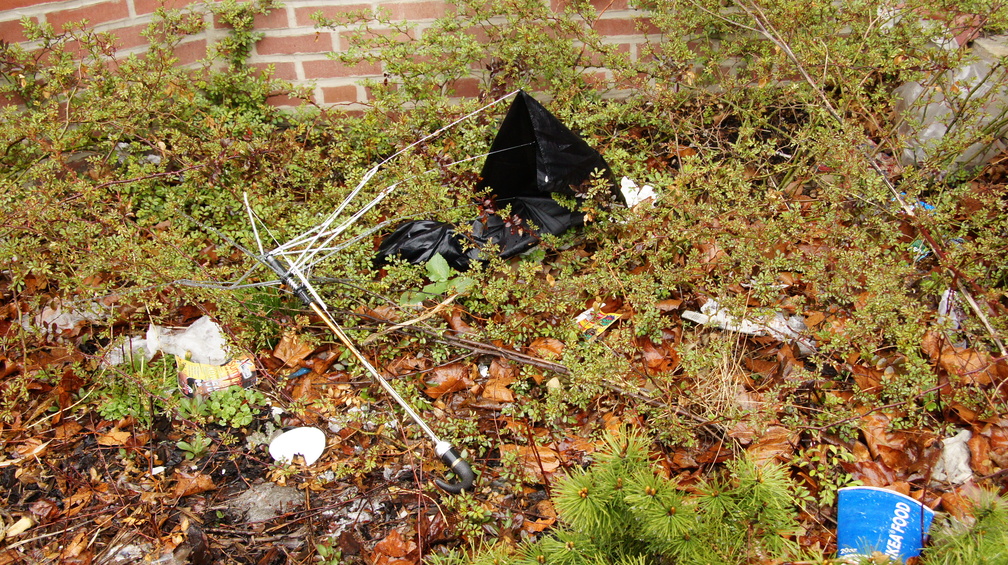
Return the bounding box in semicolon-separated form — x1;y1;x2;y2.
477;90;615;213
375;219;477;271
376;91;618;269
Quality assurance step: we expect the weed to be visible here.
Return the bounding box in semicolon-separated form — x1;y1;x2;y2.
401;253;474;305
176;385;266;429
791;443;863;508
176;432;213;460
98;355;176;427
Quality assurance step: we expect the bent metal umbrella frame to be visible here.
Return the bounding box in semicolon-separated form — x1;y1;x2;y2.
240;93;525;493
262;254;475;494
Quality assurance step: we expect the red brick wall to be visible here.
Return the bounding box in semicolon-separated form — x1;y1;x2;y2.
1;0;657;108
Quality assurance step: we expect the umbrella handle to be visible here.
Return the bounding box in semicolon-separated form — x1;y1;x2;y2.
435;445;476;494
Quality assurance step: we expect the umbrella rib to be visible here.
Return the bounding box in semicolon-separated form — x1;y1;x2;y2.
273;90;520;267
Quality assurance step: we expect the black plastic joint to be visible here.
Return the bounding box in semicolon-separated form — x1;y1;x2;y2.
435;447;476;494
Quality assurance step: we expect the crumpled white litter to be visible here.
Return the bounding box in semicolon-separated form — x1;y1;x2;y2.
27;300;111;337
620;176;657;207
145;315;230;365
104;315;230;366
102;335;152;367
937;288;967;330
932;429;973;484
682;299;817;356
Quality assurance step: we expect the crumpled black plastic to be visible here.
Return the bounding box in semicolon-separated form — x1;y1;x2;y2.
376;91;618;270
375;220;477;271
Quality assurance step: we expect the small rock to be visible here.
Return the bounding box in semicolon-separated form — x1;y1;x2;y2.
227;481;302;523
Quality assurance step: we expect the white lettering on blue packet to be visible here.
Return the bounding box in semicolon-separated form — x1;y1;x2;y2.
837;486;936;562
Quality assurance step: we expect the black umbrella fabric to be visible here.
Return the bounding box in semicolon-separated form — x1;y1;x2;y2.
375;220;477;271
376;91;617;270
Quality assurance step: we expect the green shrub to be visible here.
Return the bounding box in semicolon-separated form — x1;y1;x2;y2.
437;429;809;564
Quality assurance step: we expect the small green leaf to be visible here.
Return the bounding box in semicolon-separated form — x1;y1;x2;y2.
401;291;426;305
425;253;451;282
423;281;449;295
449;277;474;294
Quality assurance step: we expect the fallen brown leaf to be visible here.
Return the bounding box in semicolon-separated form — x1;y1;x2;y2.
60;529;90;561
273;331;314;366
528;337;564;360
482;376;515;403
2;439;50;465
656;298;682;312
500;444;561;481
173;472;215;498
968;431;993;475
747;425;797;465
97;429;131;447
423;363;472;399
29;499;59;522
443;305;472;334
981;420;1008;468
842;459;897;487
922;331;1008;386
940;483;985;520
371;529;417;565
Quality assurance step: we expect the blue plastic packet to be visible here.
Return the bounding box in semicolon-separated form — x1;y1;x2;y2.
836;486;936;562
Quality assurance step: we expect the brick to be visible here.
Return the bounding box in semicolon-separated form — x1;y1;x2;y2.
321;84;360;104
464;25;491;44
593;16;658;36
256;33;333;55
46;0;130;31
254;8;291;29
379;1;448;21
338;28;413;51
110;23;149;51
302;58;382;79
0;17;35;43
250;61;298;81
0;90;26;108
584;70;611;88
134;0;204;15
295;4;371;27
552;0;629;11
173;38;207;65
2;0;60;10
267;92;309;107
586;41;630;66
449;77;481;98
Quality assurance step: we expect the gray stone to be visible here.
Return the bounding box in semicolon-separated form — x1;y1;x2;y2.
227;481;302;523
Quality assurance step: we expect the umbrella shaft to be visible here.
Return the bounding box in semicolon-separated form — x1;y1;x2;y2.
308;302;442;445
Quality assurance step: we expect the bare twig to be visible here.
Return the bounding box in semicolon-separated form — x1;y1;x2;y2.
361;293;459;345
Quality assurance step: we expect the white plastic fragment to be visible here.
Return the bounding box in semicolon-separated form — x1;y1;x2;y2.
268;427;326;466
620;176;657;207
28;300;111;336
682;299;817;356
937;288;966;330
103;316;231;368
102;335;152;367
932;429;973;484
877;7;973;50
145;315;230;365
